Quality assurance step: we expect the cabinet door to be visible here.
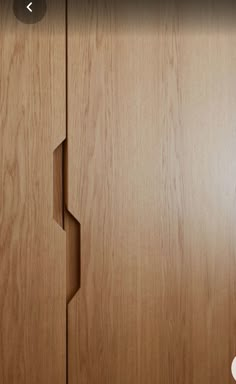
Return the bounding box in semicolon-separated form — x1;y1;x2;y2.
0;3;66;384
67;2;236;383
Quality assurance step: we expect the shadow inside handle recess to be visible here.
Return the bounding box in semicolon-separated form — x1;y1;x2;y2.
53;142;80;304
65;210;80;303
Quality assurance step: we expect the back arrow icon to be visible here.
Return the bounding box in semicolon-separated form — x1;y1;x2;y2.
26;2;33;12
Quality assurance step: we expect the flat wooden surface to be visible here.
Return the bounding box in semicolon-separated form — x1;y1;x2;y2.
67;4;236;384
0;3;66;384
2;2;236;383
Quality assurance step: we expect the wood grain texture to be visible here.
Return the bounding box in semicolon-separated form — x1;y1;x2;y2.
67;3;236;384
0;3;66;384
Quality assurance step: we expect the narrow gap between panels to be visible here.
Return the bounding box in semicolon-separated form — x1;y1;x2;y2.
53;3;81;382
65;2;69;383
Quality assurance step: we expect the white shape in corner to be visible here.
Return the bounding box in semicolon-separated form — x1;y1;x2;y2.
27;2;33;13
231;357;236;381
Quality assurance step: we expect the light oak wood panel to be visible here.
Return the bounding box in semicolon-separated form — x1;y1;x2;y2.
67;3;236;384
0;3;66;384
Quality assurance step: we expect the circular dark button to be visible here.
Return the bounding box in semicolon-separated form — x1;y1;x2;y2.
13;1;47;24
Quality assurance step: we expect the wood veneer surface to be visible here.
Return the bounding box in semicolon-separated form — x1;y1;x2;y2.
0;3;66;383
67;3;236;383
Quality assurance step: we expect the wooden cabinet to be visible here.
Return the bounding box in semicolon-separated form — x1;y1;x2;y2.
1;2;236;383
0;3;66;383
